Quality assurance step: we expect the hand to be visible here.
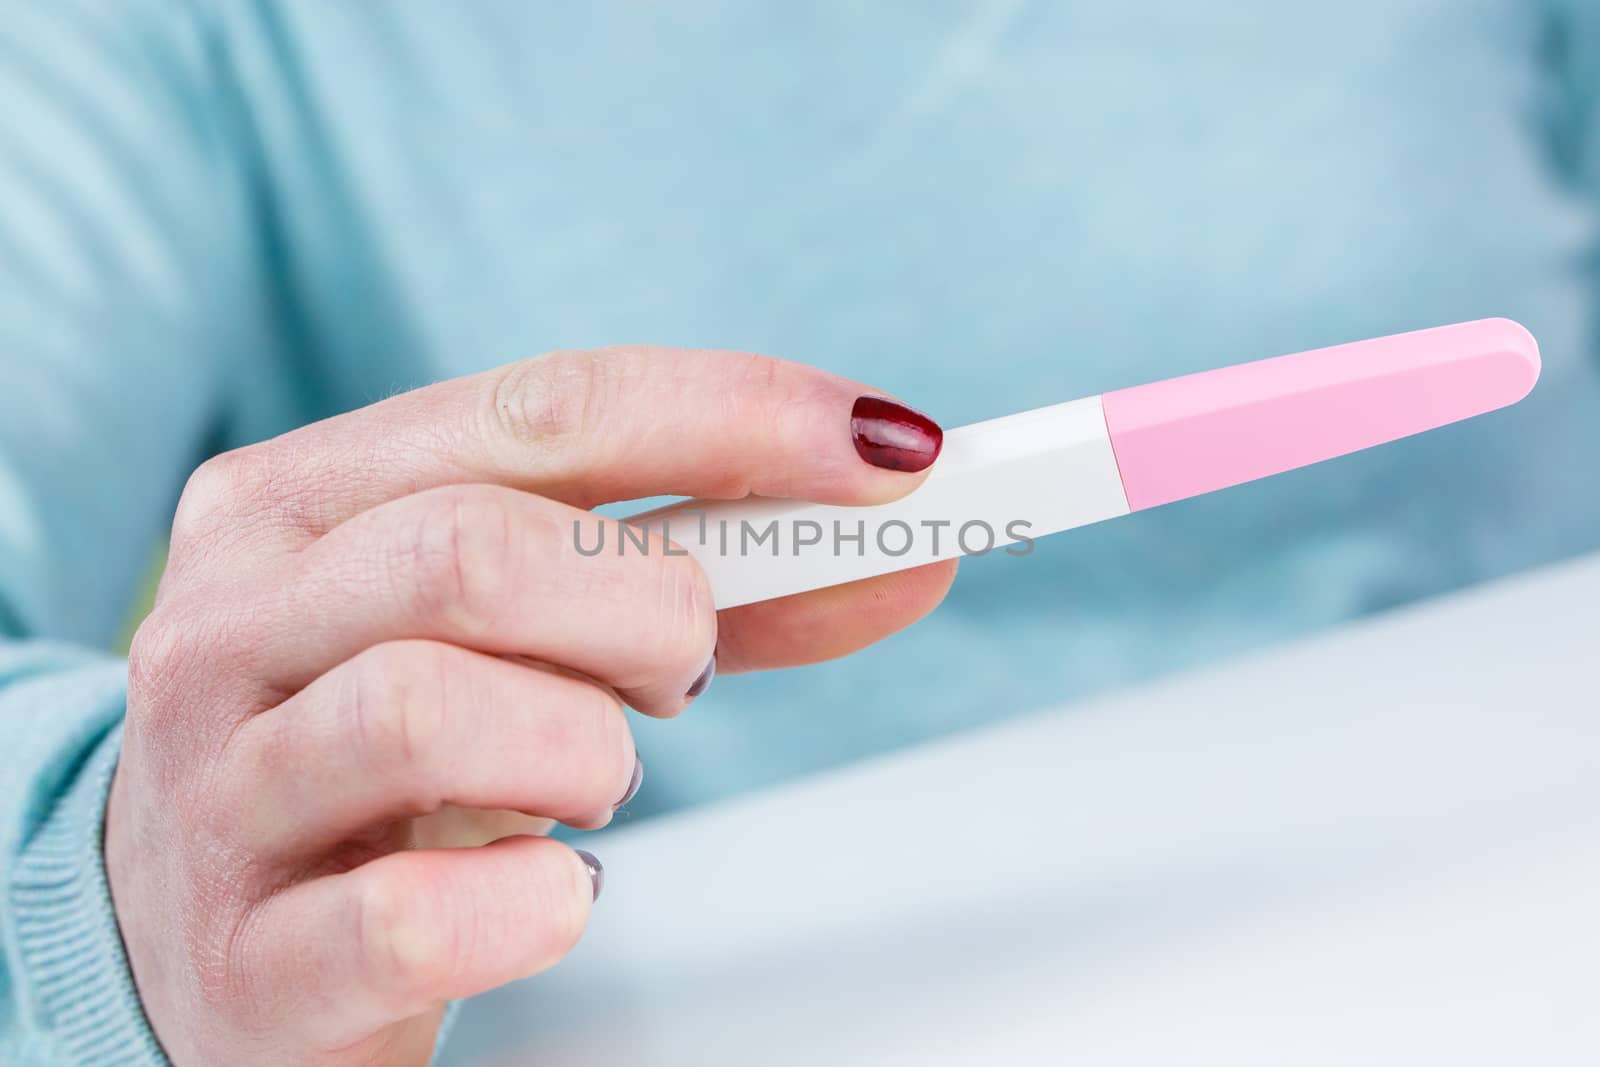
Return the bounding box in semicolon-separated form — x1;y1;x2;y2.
106;346;956;1065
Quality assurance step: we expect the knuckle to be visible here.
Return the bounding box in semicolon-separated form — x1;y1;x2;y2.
170;453;248;546
169;447;285;555
124;603;257;788
359;867;459;1004
486;348;610;453
402;489;517;635
125;612;177;703
350;642;451;790
126;606;204;714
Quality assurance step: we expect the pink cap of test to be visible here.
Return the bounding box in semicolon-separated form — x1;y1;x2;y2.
1100;318;1541;511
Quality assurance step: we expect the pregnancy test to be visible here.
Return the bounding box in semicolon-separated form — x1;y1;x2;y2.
633;318;1540;609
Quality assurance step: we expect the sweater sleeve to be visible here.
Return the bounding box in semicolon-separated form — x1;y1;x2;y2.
0;3;464;1061
1;649;158;1066
0;2;247;1062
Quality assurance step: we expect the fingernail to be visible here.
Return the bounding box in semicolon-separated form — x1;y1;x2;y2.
686;655;716;699
575;849;604;901
614;756;644;809
851;396;943;472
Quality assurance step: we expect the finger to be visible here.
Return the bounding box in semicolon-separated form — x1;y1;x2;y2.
172;347;944;556
224;641;636;859
241;835;595;1049
715;558;959;673
220;484;716;716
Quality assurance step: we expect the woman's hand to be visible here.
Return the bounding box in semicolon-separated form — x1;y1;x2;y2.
105;346;956;1065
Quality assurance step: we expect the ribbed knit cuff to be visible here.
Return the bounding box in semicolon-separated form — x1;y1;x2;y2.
10;722;168;1066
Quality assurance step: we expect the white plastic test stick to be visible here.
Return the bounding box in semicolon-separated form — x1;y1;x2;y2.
631;319;1541;609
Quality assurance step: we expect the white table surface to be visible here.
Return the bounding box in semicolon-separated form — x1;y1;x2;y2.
444;552;1600;1067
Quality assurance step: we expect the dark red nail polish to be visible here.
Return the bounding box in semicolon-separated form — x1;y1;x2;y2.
686;656;716;699
851;396;943;473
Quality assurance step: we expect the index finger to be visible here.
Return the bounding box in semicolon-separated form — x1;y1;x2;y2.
174;347;944;555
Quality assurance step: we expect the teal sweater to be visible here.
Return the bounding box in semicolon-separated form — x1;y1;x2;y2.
6;2;1600;1061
